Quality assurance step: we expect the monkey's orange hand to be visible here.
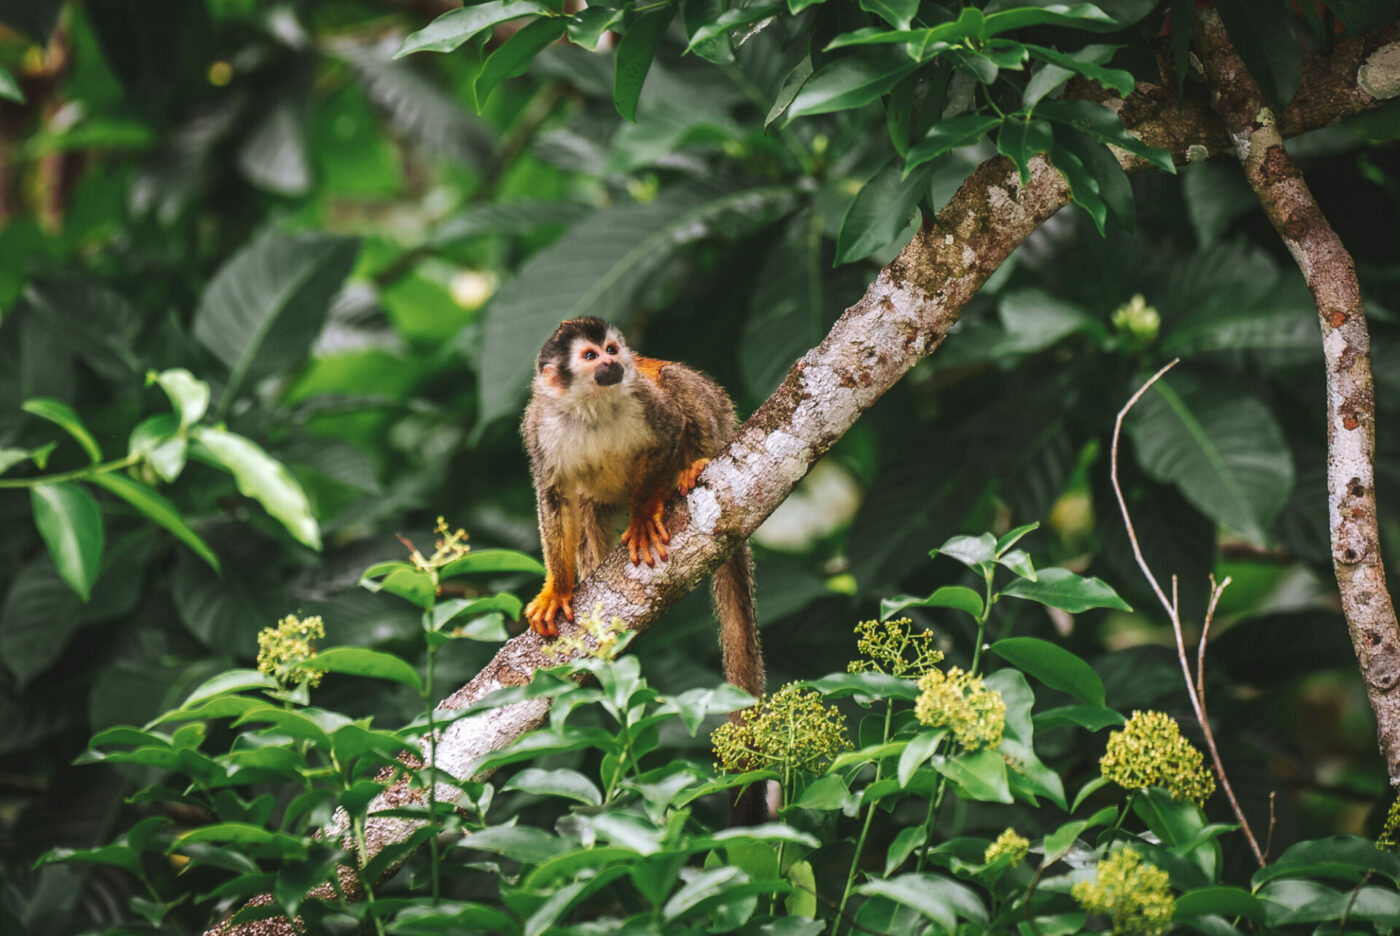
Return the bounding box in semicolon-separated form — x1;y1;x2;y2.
677;458;710;495
524;581;574;638
622;499;669;566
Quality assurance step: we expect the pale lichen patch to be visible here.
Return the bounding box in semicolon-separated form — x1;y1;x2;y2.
1186;144;1210;163
1359;42;1400;100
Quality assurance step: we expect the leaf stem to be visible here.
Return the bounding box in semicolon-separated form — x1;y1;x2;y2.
834;701;894;933
0;453;139;489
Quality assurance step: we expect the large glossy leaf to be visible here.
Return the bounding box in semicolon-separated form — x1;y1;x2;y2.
904;114;999;175
1037;99;1175;173
835;158;931;264
614;8;674;122
478;185;797;425
786;51;919;120
193;427;321;550
22;398;102;463
857;874;987;929
193;233;359;405
476;18;567;108
989;637;1106;704
1127;377;1293;544
1213;0;1300;108
999;568;1132;614
395;0;551;57
306;647;422;692
31;483;104;601
89;473;220;573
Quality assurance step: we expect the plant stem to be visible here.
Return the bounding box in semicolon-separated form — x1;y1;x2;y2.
834;702;894;933
0;453;138;488
970;569;995;676
352;813;387;936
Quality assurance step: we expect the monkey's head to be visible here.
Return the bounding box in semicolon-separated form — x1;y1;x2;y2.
534;317;634;398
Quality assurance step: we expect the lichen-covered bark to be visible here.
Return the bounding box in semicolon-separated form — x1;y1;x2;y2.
1194;9;1400;783
207;19;1400;934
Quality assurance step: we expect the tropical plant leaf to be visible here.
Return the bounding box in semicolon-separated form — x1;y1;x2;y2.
31;483;105;601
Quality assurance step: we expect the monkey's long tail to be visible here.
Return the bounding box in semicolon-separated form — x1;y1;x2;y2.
712;543;767;825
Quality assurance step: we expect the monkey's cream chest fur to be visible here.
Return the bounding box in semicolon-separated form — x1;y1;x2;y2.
534;385;656;505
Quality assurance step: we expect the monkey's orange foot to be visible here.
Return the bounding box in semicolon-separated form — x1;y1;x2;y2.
677;458;710;495
621;507;670;566
524;584;574;638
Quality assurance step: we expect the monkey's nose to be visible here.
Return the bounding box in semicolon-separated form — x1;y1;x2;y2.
595;361;623;386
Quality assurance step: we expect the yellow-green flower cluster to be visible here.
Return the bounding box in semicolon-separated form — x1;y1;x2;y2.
712;683;851;774
1072;848;1175;936
1378;793;1400;852
1111;293;1160;344
257;614;326;688
914;667;1005;751
1100;710;1216;805
985;828;1029;868
848;617;944;678
540;603;629;661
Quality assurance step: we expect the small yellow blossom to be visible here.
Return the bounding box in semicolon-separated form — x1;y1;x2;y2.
712;683;851;774
1072;848;1175;936
985;828;1029;868
1100;710;1215;805
848;617;944;678
257;614;326;688
540;603;628;661
1378;793;1400;853
914;667;1005;751
1111;294;1160;344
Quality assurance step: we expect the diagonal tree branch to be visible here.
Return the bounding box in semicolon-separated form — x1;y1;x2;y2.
1194;8;1400;784
208;19;1400;934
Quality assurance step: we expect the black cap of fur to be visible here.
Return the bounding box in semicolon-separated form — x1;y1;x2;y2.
538;317;614;384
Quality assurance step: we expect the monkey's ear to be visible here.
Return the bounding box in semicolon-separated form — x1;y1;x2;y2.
539;362;566;394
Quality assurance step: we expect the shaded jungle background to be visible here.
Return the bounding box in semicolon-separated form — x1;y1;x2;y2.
1;0;1399;931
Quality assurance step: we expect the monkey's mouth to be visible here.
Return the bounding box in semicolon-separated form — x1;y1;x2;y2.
594;362;624;386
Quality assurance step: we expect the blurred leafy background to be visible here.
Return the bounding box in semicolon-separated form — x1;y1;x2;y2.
1;0;1398;931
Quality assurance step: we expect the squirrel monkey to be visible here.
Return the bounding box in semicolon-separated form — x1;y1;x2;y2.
521;317;765;704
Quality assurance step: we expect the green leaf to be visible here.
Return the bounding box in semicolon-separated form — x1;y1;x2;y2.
885;826;925;874
303;647;422;692
192;233;360;406
806;671;921;700
685;0;783;51
502;767;603;805
931;748;1012;803
360;566;436;609
997;117;1054;185
475;18;566;108
880;585;984;621
179;669;279;708
857;873;987;929
996;549;1036;580
766;53;813;126
0;65;23;104
791;774;854;811
1033;704;1124;731
175;823;308;859
458;821;576;864
432;594;524;630
984;3;1117;33
836;158;931;264
1252;835;1400;889
614;8;674;122
439;548;546;577
478;185;797;426
192;427;321;550
933;532;997;571
681;0;735;64
904;114;1000;175
999;567;1132;614
568;5;624;51
1055;124;1134;232
128;414;187;483
395;0;552;57
22;398;102;463
0;444;55;476
897;728;946;787
1213;0;1300;108
990;636;1106;704
1037;99;1175;173
860;0;919;29
1026;43;1134;97
149;368;211;429
31;483;104;602
89;473;220;573
1050;132;1107;235
1175;886;1266;923
1127;378;1293;544
786;51;919;120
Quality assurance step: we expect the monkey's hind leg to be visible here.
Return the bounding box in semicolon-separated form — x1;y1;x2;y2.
677;457;710;495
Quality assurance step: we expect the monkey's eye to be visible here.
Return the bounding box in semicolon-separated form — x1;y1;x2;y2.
583;350;598;360
606;344;618;355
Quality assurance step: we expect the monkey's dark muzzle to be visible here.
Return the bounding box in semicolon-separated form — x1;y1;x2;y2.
595;362;624;386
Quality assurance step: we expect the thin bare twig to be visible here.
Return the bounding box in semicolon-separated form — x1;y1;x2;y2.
1110;362;1265;866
